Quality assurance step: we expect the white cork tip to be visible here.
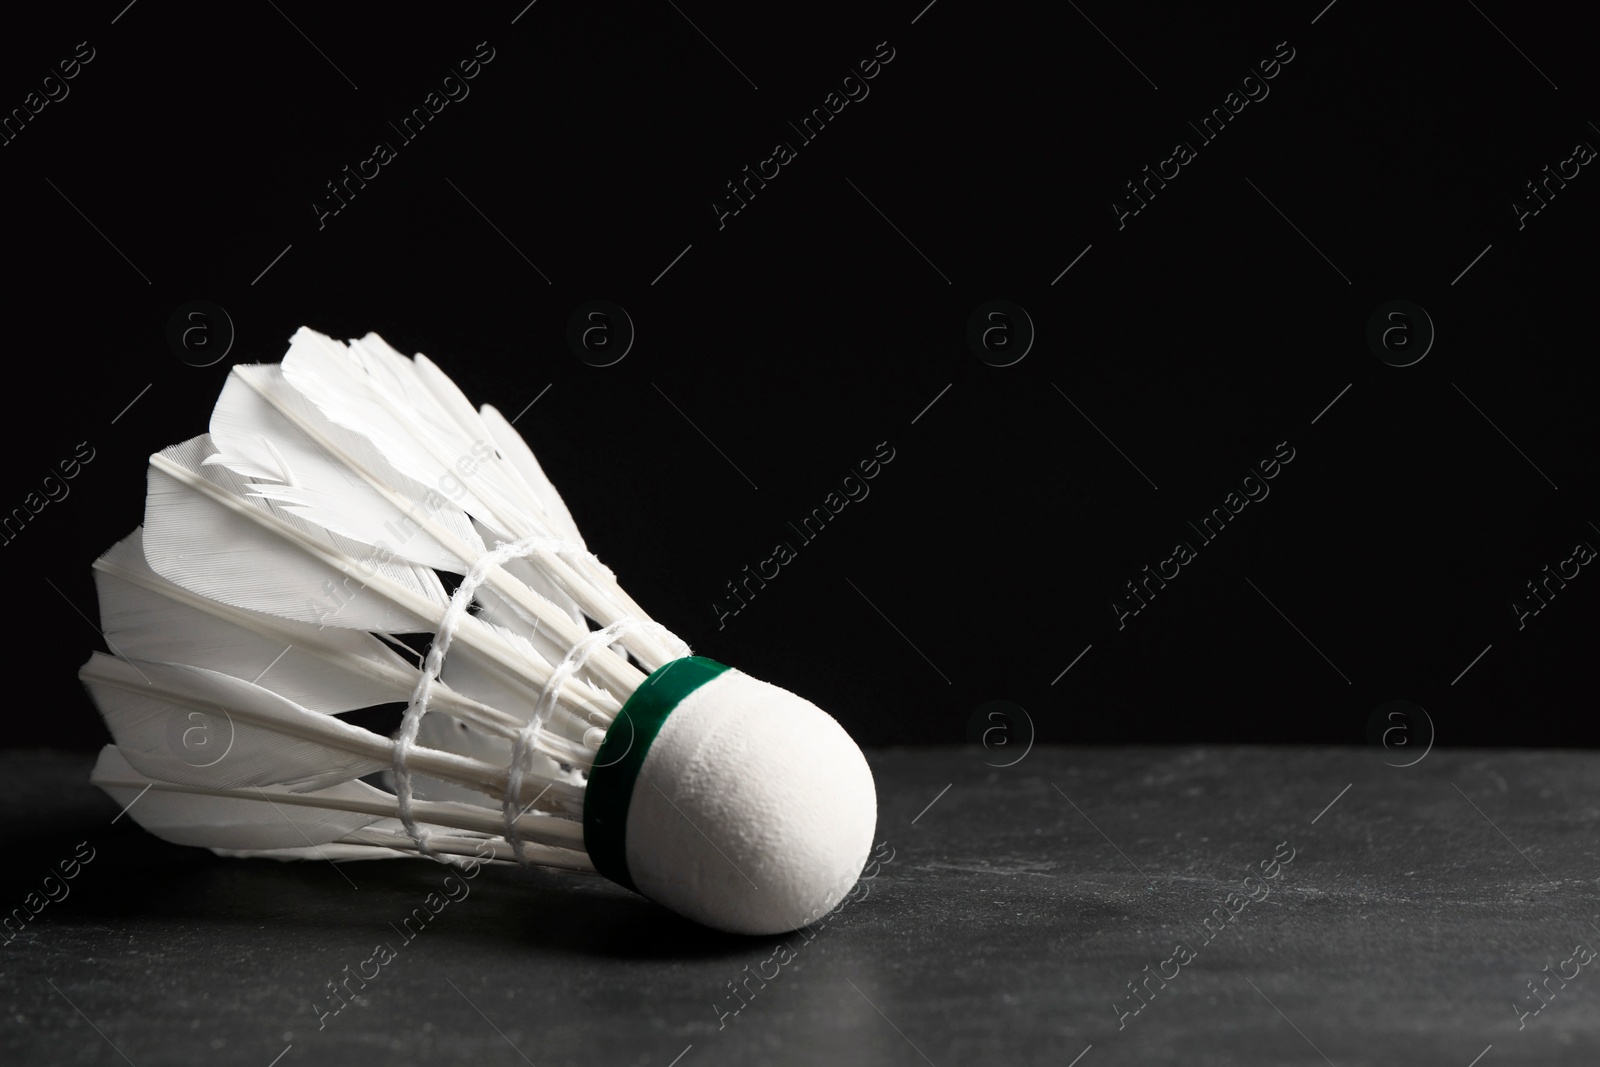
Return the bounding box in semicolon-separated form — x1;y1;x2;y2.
622;669;877;935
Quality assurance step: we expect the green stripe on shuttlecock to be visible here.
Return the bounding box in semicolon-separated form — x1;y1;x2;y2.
582;656;731;891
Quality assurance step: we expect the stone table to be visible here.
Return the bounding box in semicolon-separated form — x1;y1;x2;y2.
2;746;1595;1066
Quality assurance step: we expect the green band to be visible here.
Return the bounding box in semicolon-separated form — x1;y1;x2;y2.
582;656;731;892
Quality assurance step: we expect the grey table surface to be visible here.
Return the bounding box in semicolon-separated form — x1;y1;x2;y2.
1;746;1596;1067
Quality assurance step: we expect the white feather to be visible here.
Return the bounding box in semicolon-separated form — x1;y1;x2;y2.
91;746;588;859
478;401;585;547
91;528;603;764
290;332;614;621
91;745;393;851
207;364;481;574
81;653;385;792
143;435;448;634
78;652;565;810
142;436;616;710
95;527;413;714
283;329;510;533
222;350;633;684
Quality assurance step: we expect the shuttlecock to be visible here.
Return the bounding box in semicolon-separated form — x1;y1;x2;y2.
80;326;877;936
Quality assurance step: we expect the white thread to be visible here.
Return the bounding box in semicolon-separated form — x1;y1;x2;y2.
391;535;688;864
392;535;554;857
503;615;681;863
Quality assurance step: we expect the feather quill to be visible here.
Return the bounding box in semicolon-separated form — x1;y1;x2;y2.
80;652;585;819
91;747;590;863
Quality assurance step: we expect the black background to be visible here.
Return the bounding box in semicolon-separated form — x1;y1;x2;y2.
4;0;1595;752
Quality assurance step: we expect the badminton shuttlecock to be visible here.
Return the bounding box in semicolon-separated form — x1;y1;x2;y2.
80;326;877;936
